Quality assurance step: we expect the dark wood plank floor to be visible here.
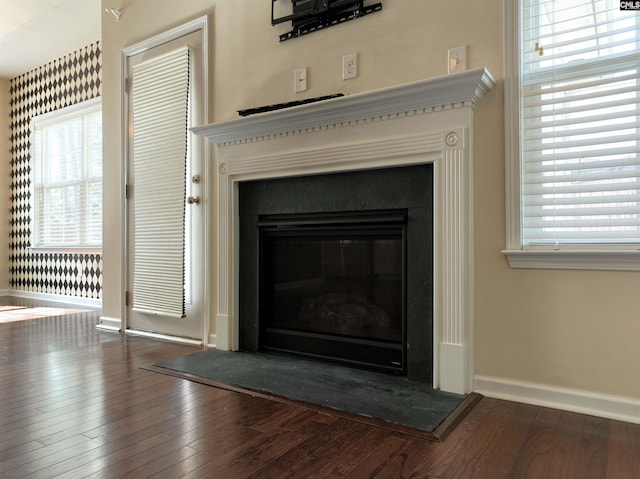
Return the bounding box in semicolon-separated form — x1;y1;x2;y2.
1;298;639;479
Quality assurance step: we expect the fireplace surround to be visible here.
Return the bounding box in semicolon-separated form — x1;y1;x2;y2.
193;68;495;394
238;165;433;380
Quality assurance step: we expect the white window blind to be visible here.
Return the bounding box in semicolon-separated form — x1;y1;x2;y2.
521;0;640;247
32;98;102;249
131;46;190;318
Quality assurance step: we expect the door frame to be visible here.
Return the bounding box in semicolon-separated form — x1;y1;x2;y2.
120;16;210;344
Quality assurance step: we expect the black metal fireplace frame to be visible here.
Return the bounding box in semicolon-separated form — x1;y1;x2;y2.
258;209;407;374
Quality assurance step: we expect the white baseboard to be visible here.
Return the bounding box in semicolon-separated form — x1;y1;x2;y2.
475;375;640;425
97;316;122;332
125;328;202;346
0;289;10;296
8;290;101;308
207;333;216;349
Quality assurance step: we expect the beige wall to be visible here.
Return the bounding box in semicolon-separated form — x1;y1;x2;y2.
101;0;640;402
0;78;9;291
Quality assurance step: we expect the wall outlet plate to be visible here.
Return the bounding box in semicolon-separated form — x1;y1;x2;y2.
342;53;358;80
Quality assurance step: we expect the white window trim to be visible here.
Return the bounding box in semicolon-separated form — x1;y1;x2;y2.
30;97;102;253
501;1;640;271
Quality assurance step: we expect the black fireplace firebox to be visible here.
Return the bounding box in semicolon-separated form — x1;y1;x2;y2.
258;210;406;373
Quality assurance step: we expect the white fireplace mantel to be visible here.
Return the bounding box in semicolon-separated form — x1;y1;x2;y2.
194;68;495;394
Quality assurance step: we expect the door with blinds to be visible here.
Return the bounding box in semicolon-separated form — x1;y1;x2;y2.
125;26;206;341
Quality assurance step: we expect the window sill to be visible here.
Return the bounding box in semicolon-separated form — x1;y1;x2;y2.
30;246;102;255
501;249;640;272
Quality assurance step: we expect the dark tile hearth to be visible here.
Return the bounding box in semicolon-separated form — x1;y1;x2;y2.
152;348;471;440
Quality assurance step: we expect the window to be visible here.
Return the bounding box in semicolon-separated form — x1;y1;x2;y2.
504;0;640;270
31;98;102;249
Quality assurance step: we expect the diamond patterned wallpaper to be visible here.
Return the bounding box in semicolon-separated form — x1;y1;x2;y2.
8;42;102;300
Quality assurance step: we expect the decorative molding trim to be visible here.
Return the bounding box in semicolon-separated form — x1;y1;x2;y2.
8;290;101;308
435;142;474;393
503;0;523;250
227;133;443;178
192;68;495;146
440;343;467;394
121;15;209;57
502;249;640;271
475;375;640;425
215;313;231;350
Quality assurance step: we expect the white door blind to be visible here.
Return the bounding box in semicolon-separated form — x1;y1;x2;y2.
521;0;640;247
131;46;190;318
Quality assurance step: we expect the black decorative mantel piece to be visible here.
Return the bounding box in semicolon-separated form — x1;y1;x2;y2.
272;0;382;42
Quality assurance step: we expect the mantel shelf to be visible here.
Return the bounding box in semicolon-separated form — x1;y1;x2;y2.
193;68;495;145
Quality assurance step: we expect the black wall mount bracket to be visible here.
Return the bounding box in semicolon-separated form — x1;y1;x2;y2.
272;0;383;42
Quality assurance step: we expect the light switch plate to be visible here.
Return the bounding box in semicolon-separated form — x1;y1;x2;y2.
448;46;467;73
294;67;307;93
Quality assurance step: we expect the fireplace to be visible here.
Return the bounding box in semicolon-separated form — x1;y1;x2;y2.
238;165;433;379
259;210;407;372
193;68;495;394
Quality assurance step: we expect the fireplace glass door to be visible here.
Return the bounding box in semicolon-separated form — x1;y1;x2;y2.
259;210;406;373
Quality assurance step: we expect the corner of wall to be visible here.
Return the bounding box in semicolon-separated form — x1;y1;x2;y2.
0;77;10;290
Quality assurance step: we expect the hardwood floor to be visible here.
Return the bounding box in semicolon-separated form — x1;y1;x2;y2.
1;298;639;478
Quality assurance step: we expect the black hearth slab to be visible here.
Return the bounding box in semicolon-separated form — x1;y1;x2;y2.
151;348;467;438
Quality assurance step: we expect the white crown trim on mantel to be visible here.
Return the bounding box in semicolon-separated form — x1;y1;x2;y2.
194;68;495;395
192;68;495;145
